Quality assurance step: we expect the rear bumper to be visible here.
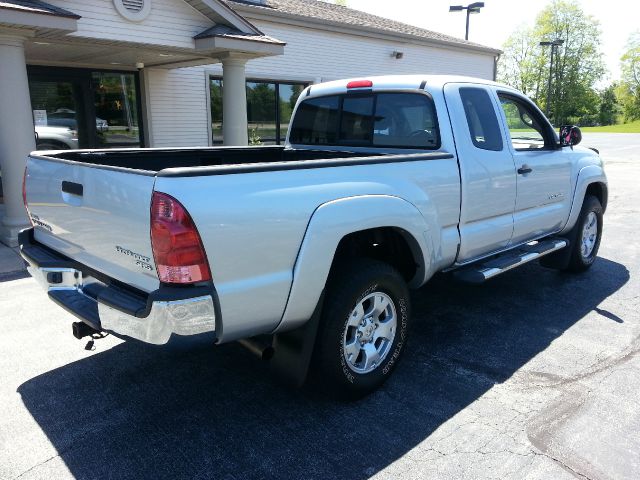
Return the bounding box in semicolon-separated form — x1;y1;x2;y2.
19;228;218;345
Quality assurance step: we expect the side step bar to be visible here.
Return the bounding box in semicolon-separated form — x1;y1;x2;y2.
453;238;568;284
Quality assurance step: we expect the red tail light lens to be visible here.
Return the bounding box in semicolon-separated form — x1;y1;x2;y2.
150;192;211;284
347;79;373;89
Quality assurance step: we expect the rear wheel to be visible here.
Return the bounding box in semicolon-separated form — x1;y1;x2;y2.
565;195;603;272
311;259;411;399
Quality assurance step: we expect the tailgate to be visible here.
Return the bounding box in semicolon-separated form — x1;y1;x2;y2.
25;155;159;292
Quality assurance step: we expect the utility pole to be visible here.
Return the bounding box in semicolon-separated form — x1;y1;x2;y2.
449;2;485;41
539;39;564;119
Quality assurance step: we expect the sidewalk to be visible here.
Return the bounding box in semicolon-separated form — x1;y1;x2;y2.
0;242;27;280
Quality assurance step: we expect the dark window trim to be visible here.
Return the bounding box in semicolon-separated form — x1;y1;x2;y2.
275;83;281;144
497;91;559;152
28;65;140;78
290;90;442;151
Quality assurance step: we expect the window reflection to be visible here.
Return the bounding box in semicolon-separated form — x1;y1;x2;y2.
278;84;305;143
93;72;140;147
210;79;223;145
29;80;82;150
210;77;307;145
247;82;277;144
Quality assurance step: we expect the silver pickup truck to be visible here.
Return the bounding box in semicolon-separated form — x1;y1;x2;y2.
20;75;607;398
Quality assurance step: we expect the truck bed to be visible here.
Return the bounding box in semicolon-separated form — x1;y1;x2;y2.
37;146;385;172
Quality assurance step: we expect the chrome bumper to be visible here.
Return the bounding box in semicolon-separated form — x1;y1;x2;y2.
26;263;216;345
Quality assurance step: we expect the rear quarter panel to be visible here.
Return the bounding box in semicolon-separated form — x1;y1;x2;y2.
154;158;460;342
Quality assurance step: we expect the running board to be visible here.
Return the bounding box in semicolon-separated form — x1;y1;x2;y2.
453;238;568;284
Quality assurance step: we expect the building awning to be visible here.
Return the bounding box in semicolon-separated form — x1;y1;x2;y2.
194;23;284;56
0;0;79;33
0;0;79;18
0;0;285;69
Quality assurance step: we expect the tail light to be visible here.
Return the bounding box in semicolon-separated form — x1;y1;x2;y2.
150;192;211;284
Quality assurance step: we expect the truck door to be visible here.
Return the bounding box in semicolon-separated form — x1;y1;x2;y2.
443;83;517;262
495;92;572;244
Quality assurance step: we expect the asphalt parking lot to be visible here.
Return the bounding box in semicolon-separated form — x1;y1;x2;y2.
1;133;638;480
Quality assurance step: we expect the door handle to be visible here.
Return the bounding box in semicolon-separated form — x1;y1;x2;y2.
517;165;532;175
62;181;83;196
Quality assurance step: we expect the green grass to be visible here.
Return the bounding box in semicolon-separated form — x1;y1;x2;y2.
580;120;640;133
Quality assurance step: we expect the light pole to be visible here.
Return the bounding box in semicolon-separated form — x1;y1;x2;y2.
539;39;564;119
449;2;485;41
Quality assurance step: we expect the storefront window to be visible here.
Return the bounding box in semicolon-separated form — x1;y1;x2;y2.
29;80;83;150
210;77;307;145
247;81;277;144
92;72;141;147
28;67;142;150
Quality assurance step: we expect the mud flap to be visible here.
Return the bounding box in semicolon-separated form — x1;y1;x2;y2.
540;234;575;270
269;291;324;387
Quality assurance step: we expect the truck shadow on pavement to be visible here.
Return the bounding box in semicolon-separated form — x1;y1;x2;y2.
18;258;629;480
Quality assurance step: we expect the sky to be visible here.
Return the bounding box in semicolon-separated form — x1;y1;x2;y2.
344;0;639;81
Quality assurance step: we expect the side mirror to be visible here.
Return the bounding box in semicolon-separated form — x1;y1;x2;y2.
560;125;582;147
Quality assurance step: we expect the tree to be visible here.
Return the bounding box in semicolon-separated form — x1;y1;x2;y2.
619;32;640;120
598;84;619;126
499;24;546;100
499;0;606;125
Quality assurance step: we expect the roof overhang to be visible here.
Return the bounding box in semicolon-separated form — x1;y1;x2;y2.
2;0;284;69
183;0;263;34
0;7;78;34
195;34;284;56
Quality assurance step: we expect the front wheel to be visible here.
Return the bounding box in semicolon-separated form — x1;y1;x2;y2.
565;195;603;272
311;259;411;399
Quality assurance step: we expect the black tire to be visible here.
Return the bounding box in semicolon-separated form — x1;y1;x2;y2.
564;195;603;272
311;259;411;399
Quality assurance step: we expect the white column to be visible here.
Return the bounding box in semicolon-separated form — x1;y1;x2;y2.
221;56;248;146
0;34;35;246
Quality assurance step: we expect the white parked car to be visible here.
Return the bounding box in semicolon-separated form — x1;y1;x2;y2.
34;125;78;150
47;108;109;132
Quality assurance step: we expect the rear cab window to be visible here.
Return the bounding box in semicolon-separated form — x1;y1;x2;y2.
459;87;503;151
289;92;440;150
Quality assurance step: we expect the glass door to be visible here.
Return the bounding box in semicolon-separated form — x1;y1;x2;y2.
28;78;88;150
92;71;141;148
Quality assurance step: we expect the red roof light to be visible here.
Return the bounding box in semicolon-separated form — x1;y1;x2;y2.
347;80;373;89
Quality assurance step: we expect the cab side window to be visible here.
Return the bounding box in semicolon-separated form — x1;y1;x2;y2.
459;87;503;151
498;95;548;150
373;93;439;148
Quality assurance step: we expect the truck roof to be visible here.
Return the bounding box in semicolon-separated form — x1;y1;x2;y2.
305;75;517;98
